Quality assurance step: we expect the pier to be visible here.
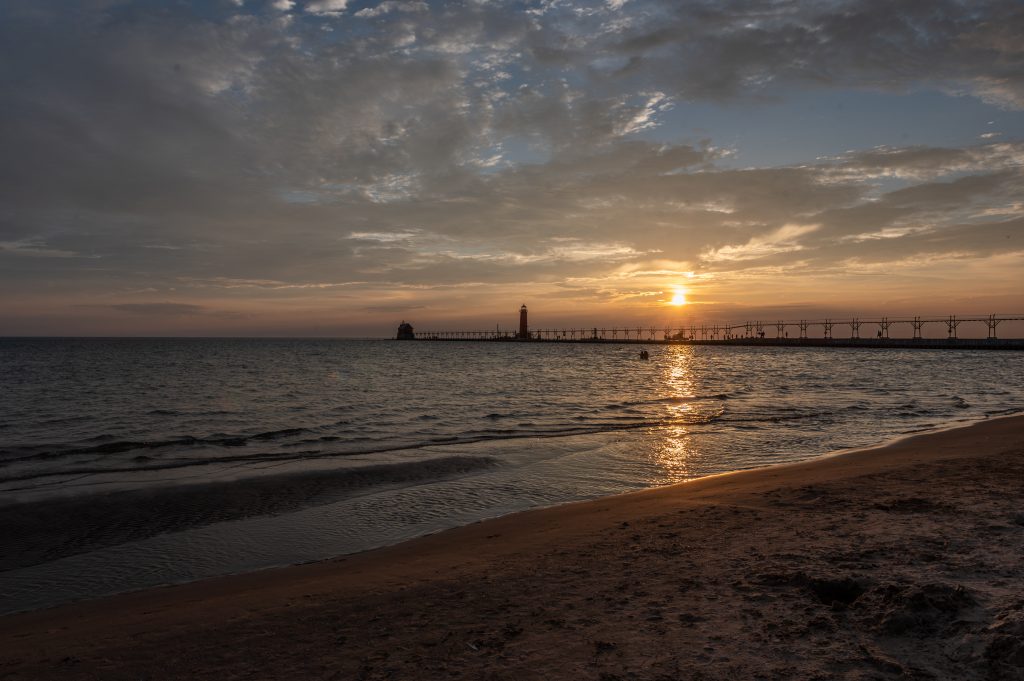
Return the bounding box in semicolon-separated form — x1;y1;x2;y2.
408;314;1024;350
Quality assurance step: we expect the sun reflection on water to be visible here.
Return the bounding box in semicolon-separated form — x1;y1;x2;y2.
648;345;702;483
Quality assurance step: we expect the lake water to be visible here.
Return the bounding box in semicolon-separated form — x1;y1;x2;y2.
1;338;1021;613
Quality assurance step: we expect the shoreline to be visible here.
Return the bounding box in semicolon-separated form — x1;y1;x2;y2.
2;414;1023;679
0;412;1007;616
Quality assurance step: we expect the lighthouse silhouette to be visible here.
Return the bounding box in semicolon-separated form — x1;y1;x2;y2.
519;304;529;339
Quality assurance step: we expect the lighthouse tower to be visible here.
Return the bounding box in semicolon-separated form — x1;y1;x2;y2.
519;304;529;340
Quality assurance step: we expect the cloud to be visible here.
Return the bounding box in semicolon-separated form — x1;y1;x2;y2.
604;0;1024;107
354;1;427;18
703;224;820;263
0;239;90;258
0;0;1021;333
361;303;425;313
829;142;1024;179
107;303;207;316
304;0;347;14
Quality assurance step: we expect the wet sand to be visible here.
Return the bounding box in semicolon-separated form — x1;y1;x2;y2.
0;455;496;573
2;416;1023;680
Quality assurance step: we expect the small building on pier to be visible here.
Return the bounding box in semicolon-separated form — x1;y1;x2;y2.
396;321;415;340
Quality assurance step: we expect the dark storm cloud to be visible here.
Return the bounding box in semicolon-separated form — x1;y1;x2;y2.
0;0;1021;331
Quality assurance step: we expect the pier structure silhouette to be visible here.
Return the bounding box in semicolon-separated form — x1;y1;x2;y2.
409;314;1024;350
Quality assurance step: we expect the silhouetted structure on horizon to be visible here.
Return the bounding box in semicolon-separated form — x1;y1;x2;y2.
406;312;1024;350
396;321;415;340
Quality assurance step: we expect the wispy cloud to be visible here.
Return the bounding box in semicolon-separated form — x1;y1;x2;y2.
106;303;206;316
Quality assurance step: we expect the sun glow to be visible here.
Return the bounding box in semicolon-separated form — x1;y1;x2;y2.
669;286;688;306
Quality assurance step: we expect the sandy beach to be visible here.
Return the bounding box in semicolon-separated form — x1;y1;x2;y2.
2;415;1023;680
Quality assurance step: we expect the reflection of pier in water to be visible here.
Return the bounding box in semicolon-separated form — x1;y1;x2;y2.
411;314;1024;350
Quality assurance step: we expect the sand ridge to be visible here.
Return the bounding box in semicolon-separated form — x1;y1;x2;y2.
2;416;1023;679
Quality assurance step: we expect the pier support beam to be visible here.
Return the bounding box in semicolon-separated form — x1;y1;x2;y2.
912;317;924;340
987;314;1000;340
946;315;961;339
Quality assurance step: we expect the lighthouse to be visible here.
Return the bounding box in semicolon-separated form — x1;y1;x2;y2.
519;304;529;340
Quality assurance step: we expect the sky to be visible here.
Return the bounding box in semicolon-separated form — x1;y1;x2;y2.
1;0;1022;337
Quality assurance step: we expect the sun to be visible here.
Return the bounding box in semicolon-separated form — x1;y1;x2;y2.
669;287;688;306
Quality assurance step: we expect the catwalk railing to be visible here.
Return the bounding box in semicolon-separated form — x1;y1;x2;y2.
414;314;1024;342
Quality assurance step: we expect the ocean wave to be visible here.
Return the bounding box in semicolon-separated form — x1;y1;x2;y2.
250;427;306;441
719;411;832;424
610;394;730;409
0;414;723;486
985;407;1023;416
0;425;319;464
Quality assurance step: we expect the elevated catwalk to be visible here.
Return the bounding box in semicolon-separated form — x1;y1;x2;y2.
408;314;1024;350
